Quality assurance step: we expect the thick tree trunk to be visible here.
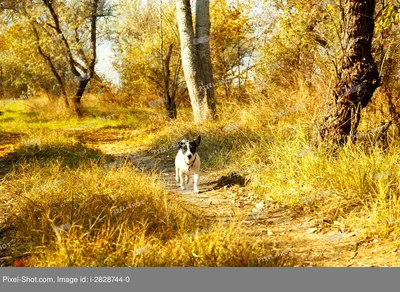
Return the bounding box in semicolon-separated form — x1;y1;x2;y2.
176;0;217;123
319;0;381;145
195;0;216;117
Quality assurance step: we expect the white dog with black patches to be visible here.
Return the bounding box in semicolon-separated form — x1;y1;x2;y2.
175;136;201;193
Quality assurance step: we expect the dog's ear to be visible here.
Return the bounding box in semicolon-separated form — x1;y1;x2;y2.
194;135;201;146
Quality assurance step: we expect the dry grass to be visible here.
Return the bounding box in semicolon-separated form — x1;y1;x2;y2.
1;154;286;267
1;84;400;267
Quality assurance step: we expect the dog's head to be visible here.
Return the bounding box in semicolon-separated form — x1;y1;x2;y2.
179;136;201;163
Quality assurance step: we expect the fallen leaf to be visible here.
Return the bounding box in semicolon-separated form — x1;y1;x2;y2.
14;259;24;267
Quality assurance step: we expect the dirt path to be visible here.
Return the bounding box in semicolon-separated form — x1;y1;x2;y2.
82;131;400;267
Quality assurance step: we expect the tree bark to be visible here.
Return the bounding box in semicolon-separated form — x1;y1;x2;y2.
70;77;90;117
159;4;177;120
195;0;216;116
176;0;217;123
163;44;177;119
319;0;381;145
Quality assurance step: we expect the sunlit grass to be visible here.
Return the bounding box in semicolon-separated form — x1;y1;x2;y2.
1;86;400;267
2;158;284;267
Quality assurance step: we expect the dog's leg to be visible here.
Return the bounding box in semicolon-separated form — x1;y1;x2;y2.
193;173;199;194
179;170;186;190
175;165;179;184
186;175;190;184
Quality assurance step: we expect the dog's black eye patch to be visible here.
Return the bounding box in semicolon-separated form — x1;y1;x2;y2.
189;142;197;153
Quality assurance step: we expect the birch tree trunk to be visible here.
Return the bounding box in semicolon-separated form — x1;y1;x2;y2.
176;0;217;123
195;0;216;116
